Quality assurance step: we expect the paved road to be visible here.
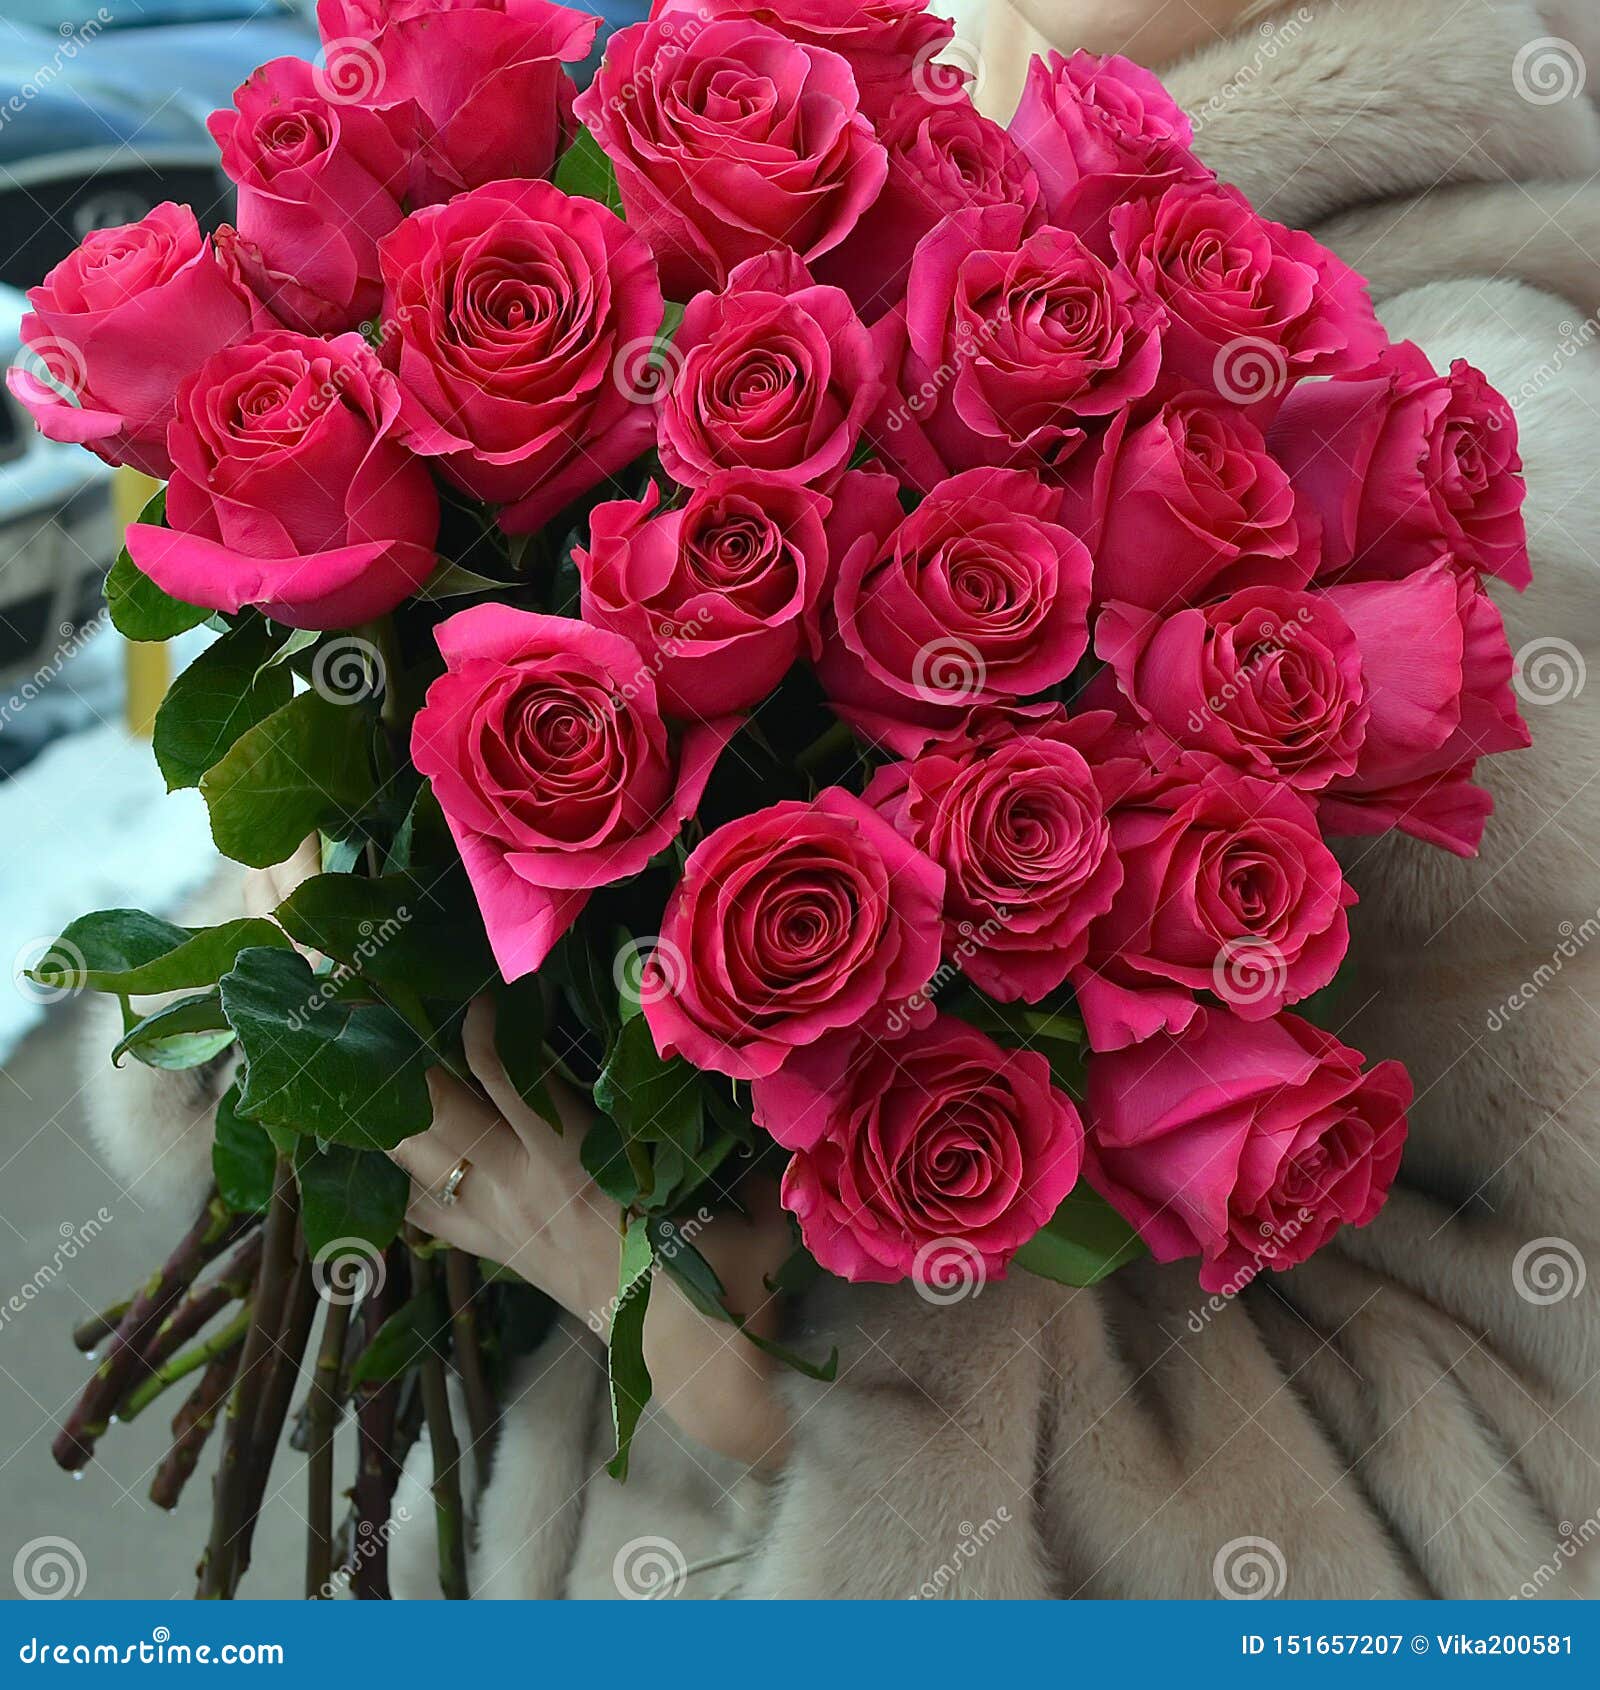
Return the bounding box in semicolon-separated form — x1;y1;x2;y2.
0;1001;315;1601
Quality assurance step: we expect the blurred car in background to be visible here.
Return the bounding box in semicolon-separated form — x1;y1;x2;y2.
0;282;116;758
0;0;316;289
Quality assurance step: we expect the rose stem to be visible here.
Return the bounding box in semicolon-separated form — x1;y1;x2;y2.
305;1295;351;1599
72;1300;131;1354
139;1231;264;1375
230;1238;318;1581
197;1159;298;1598
150;1340;245;1511
350;1245;407;1600
119;1302;253;1422
54;1188;241;1471
443;1250;495;1483
412;1246;468;1600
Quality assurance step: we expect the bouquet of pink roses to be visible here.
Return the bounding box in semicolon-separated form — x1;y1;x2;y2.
12;0;1531;1598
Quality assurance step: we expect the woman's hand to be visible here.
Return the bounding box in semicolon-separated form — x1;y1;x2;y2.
390;1001;796;1472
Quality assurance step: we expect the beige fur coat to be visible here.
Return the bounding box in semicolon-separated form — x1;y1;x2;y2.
90;0;1600;1599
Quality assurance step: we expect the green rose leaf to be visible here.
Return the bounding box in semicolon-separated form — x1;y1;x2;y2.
154;616;294;791
220;947;433;1150
554;124;624;215
273;872;497;1001
605;1215;655;1481
104;489;212;642
348;1285;449;1386
294;1140;411;1262
594;1013;703;1160
200;691;376;868
494;973;562;1129
1013;1185;1147;1288
23;909;289;996
112;990;235;1071
213;1080;277;1214
579;1115;641;1208
655;1227;838;1382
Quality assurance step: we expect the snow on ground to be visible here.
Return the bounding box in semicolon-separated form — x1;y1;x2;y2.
1;626;221;1066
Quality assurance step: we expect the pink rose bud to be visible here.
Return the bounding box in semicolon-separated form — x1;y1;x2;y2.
5;202;274;479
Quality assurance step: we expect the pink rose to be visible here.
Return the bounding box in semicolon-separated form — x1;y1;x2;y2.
751;1015;1085;1285
5;203;272;479
1085;1010;1410;1294
574;473;830;718
378;178;663;534
865;705;1123;1003
1269;341;1531;591
1318;559;1529;856
1009;50;1197;218
411;606;738;981
871;204;1164;487
818;92;1042;318
1073;757;1354;1051
653;0;954;119
658;253;881;488
573;17;887;298
125;330;437;630
1061;393;1321;612
818;467;1093;754
208;57;410;333
1111;180;1384;408
1095;586;1369;792
314;0;597;204
642;787;944;1080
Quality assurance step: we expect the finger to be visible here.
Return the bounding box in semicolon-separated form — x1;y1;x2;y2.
388;1073;522;1257
461;997;587;1152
